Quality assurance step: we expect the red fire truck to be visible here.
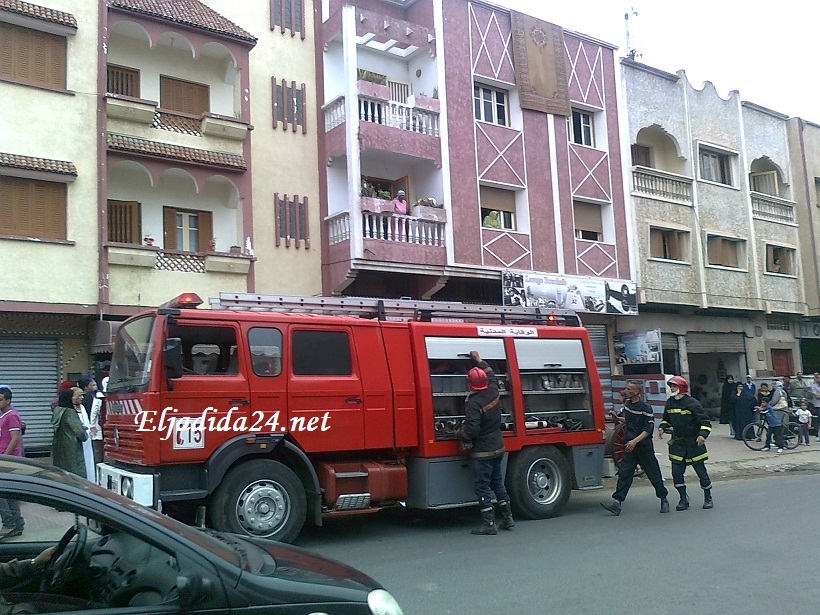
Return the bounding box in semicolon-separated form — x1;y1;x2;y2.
97;292;606;543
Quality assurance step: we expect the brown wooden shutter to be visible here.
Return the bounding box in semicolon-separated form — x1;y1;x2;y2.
631;144;650;167
160;76;209;115
163;207;178;249
198;211;213;252
649;228;663;258
0;23;14;79
0;176;65;239
107;200;141;243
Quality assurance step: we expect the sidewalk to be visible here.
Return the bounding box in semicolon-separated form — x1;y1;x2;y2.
645;422;820;482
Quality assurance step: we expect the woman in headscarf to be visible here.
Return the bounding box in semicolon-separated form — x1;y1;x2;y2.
51;387;89;478
733;382;757;441
720;375;735;428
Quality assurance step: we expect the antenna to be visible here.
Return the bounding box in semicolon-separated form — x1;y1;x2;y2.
624;6;641;61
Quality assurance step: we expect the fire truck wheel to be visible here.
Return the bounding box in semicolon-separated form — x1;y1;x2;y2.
209;459;307;544
506;446;571;520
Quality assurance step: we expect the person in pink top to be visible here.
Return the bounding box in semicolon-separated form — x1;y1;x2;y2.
392;189;407;215
0;385;24;540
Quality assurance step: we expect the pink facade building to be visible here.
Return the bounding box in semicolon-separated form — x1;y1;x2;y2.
316;0;632;318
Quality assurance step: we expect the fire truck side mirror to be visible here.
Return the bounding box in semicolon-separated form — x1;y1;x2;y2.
163;337;183;380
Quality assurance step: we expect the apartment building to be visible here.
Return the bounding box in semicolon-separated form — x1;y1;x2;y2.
315;0;635;407
0;0;321;451
619;58;812;410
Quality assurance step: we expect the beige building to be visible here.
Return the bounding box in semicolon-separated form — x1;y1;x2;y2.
0;0;321;452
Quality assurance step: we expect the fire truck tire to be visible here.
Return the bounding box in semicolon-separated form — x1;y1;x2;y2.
209;459;307;544
506;446;571;520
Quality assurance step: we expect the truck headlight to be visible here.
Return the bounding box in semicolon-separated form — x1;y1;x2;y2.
367;589;404;615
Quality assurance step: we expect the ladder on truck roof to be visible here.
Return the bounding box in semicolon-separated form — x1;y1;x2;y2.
211;292;582;326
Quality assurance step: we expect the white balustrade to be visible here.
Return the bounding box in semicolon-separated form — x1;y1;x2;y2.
326;211;351;245
358;96;440;137
361;212;445;247
751;193;795;223
632;167;693;204
323;96;346;131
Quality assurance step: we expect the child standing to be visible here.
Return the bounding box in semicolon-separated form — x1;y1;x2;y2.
794;400;812;446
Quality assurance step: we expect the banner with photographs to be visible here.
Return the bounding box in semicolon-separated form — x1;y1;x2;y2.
613;329;662;366
502;270;638;315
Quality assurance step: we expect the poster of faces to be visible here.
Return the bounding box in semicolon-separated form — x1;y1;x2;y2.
502;269;638;315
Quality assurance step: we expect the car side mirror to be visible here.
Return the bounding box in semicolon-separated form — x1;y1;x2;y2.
163;338;183;380
177;573;215;608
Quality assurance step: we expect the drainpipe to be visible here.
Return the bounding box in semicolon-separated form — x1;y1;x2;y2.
97;0;109;314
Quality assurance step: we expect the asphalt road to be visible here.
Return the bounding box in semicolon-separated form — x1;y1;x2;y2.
297;474;820;614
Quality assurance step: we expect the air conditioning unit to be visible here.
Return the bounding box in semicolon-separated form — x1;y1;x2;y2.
89;320;121;354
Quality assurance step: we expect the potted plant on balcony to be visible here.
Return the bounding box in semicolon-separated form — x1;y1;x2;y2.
407;90;440;114
207;238;217;252
357;68;390;101
229;245;242;254
143;233;155;247
411;197;446;222
360;179;392;213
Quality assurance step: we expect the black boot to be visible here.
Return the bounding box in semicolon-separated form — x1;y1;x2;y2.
498;501;515;530
703;489;713;509
601;500;621;516
676;487;689;511
471;508;497;535
660;498;670;513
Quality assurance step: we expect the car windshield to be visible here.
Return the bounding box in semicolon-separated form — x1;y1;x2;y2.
109;315;155;393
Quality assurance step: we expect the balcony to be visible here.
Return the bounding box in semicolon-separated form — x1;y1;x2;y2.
751;192;795;223
106;244;252;307
632;166;693;205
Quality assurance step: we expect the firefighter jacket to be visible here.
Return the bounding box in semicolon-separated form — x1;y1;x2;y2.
456;360;505;459
618;398;656;448
659;394;711;464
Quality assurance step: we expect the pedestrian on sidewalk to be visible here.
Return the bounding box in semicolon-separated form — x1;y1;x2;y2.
658;376;713;510
733;383;757;441
601;381;669;516
811;374;820;442
794;400;812;446
743;374;756;396
51;387;89;479
0;386;25;541
455;350;514;535
720;375;735;431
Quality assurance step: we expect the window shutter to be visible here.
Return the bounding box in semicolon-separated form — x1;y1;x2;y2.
198;211;213;252
161;77;209;115
573;201;603;233
0;24;14;79
0;177;65;239
16;26;31;81
667;231;680;259
649;228;663;258
163;206;177;249
108;200;141;243
631;144;650;167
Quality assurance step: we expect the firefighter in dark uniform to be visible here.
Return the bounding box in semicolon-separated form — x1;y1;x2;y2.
658;376;713;510
601;380;669;515
455;350;514;535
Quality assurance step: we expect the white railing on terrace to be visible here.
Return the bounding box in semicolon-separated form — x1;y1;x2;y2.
323;96;346;131
632;166;693;204
751;192;795;223
362;212;446;246
358;96;440;137
326;211;351;245
389;80;410;104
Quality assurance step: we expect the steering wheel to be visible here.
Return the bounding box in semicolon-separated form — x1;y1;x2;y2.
40;524;87;593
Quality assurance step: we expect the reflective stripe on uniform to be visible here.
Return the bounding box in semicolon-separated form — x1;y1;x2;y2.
666;408;692;415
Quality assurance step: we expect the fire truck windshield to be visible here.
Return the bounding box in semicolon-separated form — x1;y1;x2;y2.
109;315;156;393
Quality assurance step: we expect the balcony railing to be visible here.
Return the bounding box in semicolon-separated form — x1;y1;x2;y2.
358;96;440;137
152;110;203;136
324;96;346;131
327;212;351;245
751;192;795;223
363;212;445;246
632;167;693;204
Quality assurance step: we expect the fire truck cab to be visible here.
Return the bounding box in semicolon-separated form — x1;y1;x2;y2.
97;293;606;543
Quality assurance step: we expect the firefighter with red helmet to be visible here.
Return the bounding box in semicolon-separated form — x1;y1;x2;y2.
455;350;514;535
658;376;714;510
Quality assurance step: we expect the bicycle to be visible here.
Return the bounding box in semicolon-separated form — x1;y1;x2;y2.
741;410;800;451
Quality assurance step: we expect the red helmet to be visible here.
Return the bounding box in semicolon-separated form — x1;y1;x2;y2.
667;376;689;394
467;367;488;391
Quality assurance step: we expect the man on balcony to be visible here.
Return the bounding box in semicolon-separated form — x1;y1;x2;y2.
392;190;407;215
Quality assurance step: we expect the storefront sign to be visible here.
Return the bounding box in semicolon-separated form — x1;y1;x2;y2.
613;329;662;365
502;270;638;315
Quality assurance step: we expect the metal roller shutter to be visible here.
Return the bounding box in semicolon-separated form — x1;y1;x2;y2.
661;333;679;350
0;338;59;454
685;333;746;354
585;325;613;413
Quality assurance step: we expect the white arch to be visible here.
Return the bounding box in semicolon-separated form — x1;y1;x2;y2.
155;31;196;58
108;20;152;48
157;167;199;193
108;159;154;188
203;174;241;208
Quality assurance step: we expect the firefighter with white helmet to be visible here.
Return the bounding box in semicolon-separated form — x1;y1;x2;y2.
455;351;514;535
658;376;714;510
